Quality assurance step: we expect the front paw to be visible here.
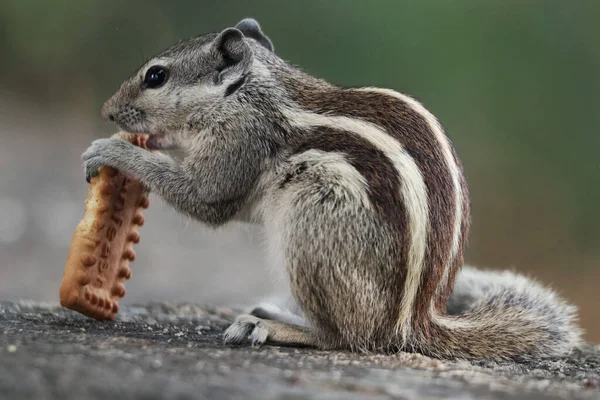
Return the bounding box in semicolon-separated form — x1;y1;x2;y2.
82;138;135;183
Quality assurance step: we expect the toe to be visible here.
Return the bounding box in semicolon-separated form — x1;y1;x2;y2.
250;321;269;347
223;314;259;344
85;168;98;183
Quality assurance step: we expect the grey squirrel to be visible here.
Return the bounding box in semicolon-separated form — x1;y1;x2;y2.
83;18;582;360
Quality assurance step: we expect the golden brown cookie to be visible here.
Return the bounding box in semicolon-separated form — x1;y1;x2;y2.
59;133;149;320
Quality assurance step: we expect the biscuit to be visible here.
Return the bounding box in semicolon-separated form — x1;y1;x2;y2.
59;132;149;320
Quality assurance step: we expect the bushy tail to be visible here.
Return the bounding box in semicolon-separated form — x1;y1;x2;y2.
413;266;583;360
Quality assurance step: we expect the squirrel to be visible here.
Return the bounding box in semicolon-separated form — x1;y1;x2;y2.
83;18;582;360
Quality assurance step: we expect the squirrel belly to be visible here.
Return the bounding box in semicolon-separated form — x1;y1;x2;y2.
92;18;583;360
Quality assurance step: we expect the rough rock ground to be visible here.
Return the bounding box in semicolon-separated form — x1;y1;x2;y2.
1;301;599;400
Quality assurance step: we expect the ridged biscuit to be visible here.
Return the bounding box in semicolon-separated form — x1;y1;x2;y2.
59;133;149;320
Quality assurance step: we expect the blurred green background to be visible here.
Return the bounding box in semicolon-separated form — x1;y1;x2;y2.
0;1;598;341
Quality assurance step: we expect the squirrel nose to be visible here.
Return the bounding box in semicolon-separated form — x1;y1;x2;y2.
101;101;115;122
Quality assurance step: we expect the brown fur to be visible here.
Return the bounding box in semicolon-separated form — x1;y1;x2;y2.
433;146;472;313
280;74;459;329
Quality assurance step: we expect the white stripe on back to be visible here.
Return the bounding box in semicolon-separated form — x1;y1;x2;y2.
281;106;429;339
356;88;464;304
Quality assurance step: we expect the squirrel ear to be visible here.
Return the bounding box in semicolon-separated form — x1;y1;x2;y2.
212;27;252;71
235;18;274;52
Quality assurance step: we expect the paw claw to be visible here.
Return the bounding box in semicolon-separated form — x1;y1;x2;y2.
223;314;270;346
250;322;269;347
83;159;101;183
85;168;99;183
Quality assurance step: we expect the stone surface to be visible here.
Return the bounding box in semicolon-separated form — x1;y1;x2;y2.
1;301;599;400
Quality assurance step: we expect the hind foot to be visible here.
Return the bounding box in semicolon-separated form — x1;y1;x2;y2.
223;314;319;348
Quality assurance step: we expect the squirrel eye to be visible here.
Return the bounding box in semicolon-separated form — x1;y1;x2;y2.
143;66;169;89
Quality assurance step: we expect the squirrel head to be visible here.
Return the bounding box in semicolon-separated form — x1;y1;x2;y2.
101;18;275;149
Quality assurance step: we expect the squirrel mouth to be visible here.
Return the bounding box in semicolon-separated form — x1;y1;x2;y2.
144;133;177;151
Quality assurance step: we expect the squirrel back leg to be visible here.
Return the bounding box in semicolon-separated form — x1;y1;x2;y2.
223;314;319;348
224;148;403;351
259;149;405;351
